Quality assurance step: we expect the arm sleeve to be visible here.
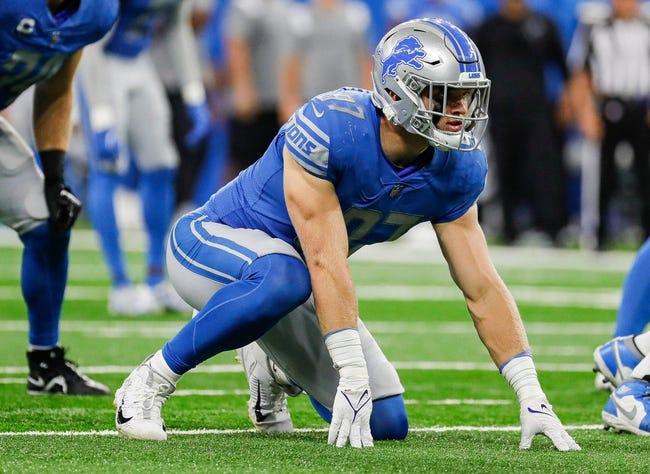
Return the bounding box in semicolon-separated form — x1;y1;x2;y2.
153;1;206;104
284;98;340;183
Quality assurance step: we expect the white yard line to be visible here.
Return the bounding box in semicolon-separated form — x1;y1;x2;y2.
0;424;604;437
0;360;593;375
0;320;614;337
0;315;613;336
404;399;512;406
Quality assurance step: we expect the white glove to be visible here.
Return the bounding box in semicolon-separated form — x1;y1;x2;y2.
325;328;374;448
501;353;580;452
328;381;373;448
519;396;581;451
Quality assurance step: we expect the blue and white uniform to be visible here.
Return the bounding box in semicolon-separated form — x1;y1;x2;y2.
0;0;117;349
165;88;487;412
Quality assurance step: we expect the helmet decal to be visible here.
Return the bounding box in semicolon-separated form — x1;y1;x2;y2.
380;35;427;84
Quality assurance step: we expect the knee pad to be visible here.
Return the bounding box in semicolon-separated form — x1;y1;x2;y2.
310;394;408;440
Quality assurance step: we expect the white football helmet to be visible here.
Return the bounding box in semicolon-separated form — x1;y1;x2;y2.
372;18;490;151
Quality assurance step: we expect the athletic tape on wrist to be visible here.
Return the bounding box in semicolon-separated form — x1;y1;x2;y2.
500;353;545;403
324;328;368;381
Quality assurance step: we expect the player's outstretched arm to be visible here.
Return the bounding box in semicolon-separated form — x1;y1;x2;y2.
432;205;580;451
283;148;372;449
33;51;83;232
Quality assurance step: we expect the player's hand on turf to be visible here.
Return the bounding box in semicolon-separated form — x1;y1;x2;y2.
44;181;82;232
328;382;373;448
519;396;580;451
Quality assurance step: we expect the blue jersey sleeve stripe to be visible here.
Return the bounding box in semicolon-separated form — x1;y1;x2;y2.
297;107;330;145
285;144;328;177
289;120;329;168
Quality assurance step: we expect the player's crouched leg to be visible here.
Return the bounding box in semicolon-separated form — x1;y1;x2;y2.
310;394;409;440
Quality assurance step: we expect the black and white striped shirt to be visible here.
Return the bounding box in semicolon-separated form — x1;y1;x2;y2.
569;13;650;99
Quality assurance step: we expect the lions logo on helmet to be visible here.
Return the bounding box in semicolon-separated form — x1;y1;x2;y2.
371;18;491;152
380;36;427;84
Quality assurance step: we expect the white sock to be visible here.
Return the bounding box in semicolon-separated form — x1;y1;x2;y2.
633;332;650;356
631;355;650;380
148;350;182;384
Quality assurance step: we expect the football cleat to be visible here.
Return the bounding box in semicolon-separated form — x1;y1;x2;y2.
26;347;110;396
151;281;193;314
108;285;162;316
593;336;644;388
114;358;175;441
594;373;613;392
602;379;650;436
237;343;302;433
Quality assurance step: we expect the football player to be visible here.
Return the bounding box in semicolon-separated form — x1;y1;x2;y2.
77;0;209;316
114;19;580;450
593;238;650;435
0;0;117;394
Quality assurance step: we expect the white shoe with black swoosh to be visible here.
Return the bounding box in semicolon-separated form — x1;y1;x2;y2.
602;379;650;436
114;358;175;441
237;343;301;433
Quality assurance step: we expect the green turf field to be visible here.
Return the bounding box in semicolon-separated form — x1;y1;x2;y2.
0;231;646;473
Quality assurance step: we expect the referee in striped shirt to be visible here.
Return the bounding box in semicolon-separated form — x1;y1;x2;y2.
569;0;650;249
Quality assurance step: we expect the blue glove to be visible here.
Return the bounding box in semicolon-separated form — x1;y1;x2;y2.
93;128;120;169
184;102;211;148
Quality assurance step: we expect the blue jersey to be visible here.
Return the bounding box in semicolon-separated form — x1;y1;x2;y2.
104;0;180;58
204;88;487;254
0;0;118;110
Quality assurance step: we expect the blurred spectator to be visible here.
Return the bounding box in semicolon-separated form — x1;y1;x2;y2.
279;0;372;122
568;0;650;250
225;0;289;178
385;0;485;31
474;0;569;245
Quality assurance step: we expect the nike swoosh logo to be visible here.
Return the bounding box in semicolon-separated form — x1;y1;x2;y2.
28;376;45;387
117;403;133;425
254;381;269;423
612;397;637;420
310;103;324;118
527;403;554;417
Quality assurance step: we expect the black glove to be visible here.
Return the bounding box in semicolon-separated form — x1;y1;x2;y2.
40;150;82;232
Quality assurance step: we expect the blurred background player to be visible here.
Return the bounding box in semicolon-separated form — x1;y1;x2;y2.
78;0;210;316
278;0;373;122
474;0;569;245
225;0;289;179
568;0;650;250
0;0;117;394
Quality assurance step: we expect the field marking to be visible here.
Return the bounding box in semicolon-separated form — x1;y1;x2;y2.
0;285;622;308
404;399;512;406
0;360;593;375
0;424;604;437
0;320;614;337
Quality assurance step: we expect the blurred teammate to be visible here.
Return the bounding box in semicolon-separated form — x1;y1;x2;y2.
114;19;579;451
593;238;650;435
0;0;117;394
78;0;209;316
